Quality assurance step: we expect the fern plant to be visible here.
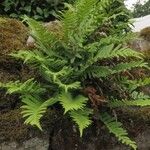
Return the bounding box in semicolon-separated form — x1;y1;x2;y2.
1;0;150;149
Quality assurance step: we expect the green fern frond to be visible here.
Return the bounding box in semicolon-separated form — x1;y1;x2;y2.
100;33;136;45
42;65;72;82
95;44;143;61
23;16;58;56
69;108;93;137
61;4;78;39
122;77;150;92
92;66;113;77
134;77;150;87
62;0;98;40
59;91;88;113
1;1;149;147
100;112;137;150
75;0;99;37
113;61;148;73
113;46;143;59
131;91;150;99
10;50;48;64
86;66;113;78
109;99;150;108
0;78;46;95
85;60;148;78
21;95;58;130
56;80;81;92
46;59;67;70
11;50;68;71
75;0;97;22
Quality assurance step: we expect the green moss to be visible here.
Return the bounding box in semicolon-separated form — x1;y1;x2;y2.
121;108;150;122
0;17;28;56
0;108;56;142
0;18;34;137
0;109;29;142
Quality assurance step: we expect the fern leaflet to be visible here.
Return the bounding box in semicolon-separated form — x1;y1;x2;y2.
95;44;143;61
0;78;46;95
113;61;148;73
21;95;58;130
23;16;58;56
55;79;81;92
100;112;137;150
131;91;150;100
109;99;150;108
69;108;93;137
59;91;88;113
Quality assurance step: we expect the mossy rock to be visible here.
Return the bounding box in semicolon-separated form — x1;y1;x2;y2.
0;109;29;142
120;107;150;122
0;90;19;112
0;17;28;57
0;108;55;143
0;18;37;112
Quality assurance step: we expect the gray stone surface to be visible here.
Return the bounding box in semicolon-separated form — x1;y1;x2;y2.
0;137;49;150
1;129;150;150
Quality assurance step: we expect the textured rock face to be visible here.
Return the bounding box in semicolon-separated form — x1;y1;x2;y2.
130;27;150;60
130;38;150;52
0;137;49;150
1;111;150;150
48;115;150;150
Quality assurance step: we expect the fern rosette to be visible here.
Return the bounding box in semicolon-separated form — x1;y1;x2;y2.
1;0;150;149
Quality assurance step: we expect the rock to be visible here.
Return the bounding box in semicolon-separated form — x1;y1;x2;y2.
0;137;49;150
1;142;17;150
49;114;150;150
26;36;35;49
23;137;49;150
1;108;150;150
0;108;55;145
130;27;150;60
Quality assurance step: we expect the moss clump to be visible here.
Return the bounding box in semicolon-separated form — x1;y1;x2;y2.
0;18;35;111
0;108;56;143
140;27;150;41
0;17;28;56
121;107;150;122
139;27;150;59
0;89;19;112
0;18;48;143
0;109;29;142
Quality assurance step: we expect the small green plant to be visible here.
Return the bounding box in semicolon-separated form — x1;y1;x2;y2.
1;0;150;149
0;0;74;21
